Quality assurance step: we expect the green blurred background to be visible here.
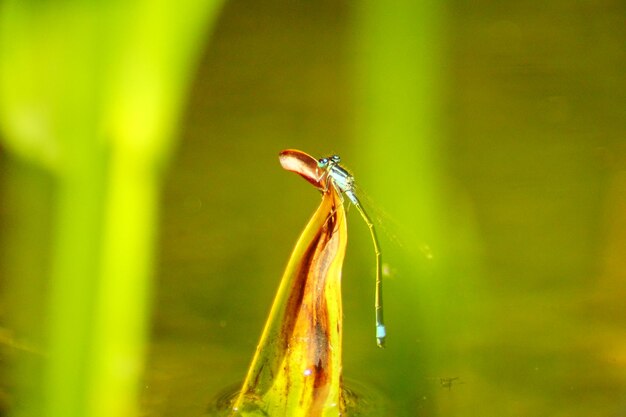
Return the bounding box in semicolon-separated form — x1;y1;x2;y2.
1;1;626;417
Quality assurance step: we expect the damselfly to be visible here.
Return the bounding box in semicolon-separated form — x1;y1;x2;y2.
317;154;386;347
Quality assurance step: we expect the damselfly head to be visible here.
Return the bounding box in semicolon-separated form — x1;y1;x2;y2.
317;157;329;168
318;154;341;169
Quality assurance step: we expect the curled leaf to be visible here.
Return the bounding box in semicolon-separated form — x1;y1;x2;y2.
278;149;326;190
231;150;346;417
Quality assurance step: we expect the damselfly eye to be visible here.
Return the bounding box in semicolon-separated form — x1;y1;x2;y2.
331;155;341;163
318;157;329;168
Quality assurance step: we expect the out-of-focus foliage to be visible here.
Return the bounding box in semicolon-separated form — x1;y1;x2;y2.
0;1;224;417
353;1;452;413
